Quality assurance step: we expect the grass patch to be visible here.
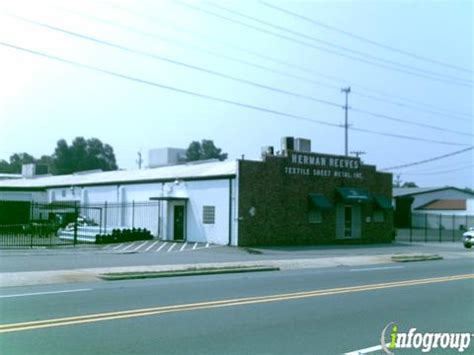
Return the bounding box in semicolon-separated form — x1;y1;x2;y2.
242;248;263;255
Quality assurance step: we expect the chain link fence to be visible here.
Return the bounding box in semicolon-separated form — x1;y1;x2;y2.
396;212;473;242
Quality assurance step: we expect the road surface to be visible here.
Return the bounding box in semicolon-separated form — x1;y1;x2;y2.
1;257;473;354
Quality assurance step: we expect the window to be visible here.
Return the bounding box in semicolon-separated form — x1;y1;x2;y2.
203;206;216;224
61;190;66;197
308;209;322;224
373;210;385;223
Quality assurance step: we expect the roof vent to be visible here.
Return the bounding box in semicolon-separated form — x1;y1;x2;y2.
73;169;103;175
261;146;274;160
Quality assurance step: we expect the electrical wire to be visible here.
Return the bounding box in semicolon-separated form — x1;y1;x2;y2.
381;147;474;170
59;7;472;124
350;107;472;137
174;0;471;87
0;40;469;148
84;2;473;120
403;164;473;175
206;1;471;84
259;0;472;74
397;160;473;174
11;14;472;138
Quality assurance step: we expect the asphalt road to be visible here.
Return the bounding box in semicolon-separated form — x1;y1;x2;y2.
1;258;473;354
0;241;470;272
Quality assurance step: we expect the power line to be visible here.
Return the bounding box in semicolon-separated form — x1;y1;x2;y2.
59;7;343;93
381;146;474;170
0;40;468;148
400;160;473;173
173;0;471;87
350;126;466;145
11;14;472;138
259;0;472;74
403;164;473;175
350;107;473;137
348;91;472;123
78;3;472;120
206;1;471;85
6;14;340;110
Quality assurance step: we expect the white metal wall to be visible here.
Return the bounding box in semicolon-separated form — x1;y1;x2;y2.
177;179;234;245
1;177;238;245
79;180;234;244
0;191;47;202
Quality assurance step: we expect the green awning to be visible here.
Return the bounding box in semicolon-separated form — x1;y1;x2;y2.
337;187;371;203
374;195;393;209
308;194;333;210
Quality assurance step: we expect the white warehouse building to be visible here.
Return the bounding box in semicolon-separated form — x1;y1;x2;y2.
0;160;238;246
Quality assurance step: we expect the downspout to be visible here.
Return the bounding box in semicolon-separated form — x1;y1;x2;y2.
228;178;233;246
159;182;164;240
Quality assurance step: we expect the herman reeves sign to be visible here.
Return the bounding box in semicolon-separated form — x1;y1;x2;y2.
284;152;363;179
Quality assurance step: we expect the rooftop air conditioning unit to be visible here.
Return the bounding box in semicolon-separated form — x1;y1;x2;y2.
281;136;294;154
294;138;311;153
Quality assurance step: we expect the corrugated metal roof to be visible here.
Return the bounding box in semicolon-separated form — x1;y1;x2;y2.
0;173;22;180
416;199;466;210
393;187;474;197
0;160;238;189
393;187;450;197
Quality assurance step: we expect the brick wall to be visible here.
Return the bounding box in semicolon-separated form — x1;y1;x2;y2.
237;154;393;246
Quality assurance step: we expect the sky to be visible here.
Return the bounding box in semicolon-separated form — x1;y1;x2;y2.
0;0;472;188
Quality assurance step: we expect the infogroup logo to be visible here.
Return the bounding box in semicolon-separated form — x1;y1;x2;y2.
380;322;473;353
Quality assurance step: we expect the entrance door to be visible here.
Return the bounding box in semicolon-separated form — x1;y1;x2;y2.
344;205;352;237
336;204;361;239
173;205;185;241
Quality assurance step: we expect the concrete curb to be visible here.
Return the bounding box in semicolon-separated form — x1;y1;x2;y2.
100;266;280;281
391;254;443;262
0;254;397;287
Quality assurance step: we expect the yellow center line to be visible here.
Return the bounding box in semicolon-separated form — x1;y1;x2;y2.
1;273;472;333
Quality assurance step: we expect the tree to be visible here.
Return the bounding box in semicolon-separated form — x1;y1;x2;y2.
185;139;227;162
402;181;418;188
52;137;118;174
0;153;36;174
0;159;13;174
185;141;202;162
10;153;36;174
53;139;73;175
0;137;118;175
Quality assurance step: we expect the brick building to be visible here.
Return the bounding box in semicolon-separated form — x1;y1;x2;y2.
237;139;393;246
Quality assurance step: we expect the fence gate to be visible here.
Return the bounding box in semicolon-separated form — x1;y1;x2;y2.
0;200;161;248
0;200;103;248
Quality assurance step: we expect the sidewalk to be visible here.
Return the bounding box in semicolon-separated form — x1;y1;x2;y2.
1;254;396;287
1;242;471;288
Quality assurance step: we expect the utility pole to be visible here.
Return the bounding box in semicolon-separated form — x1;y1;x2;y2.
136;151;143;169
341;87;351;156
350;150;366;159
394;173;402;187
